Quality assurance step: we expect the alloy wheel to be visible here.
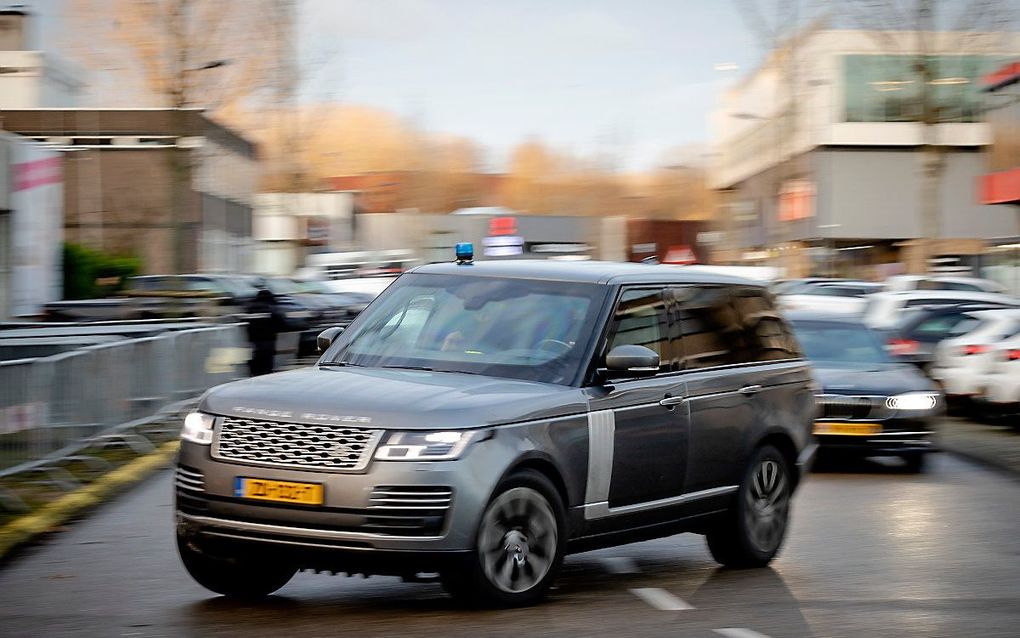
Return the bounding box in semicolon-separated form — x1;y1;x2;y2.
744;458;789;553
478;487;558;594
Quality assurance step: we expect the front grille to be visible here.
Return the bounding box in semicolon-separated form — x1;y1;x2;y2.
175;465;205;492
817;395;881;420
364;486;454;535
213;417;384;471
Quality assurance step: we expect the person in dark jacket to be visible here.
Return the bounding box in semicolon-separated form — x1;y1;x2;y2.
246;289;287;376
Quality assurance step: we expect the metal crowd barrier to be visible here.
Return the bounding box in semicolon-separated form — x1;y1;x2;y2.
0;323;249;479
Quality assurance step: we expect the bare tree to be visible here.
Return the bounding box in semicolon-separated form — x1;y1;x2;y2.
830;0;1017;267
64;0;297;273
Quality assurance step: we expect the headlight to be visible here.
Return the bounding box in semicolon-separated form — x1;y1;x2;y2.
885;392;939;411
181;412;217;445
375;430;484;461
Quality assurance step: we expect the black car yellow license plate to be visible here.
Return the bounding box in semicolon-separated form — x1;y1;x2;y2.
813;422;882;436
234;478;324;505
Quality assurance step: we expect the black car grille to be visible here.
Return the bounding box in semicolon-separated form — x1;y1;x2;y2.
817;395;885;420
213;417;384;471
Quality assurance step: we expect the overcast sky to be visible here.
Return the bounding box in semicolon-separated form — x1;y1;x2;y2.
299;0;764;170
26;0;766;171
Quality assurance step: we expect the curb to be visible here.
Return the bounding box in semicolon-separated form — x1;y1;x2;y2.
0;440;180;560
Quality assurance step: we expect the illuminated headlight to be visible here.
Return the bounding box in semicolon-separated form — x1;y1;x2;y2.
375;430;484;461
885;392;939;411
181;412;217;445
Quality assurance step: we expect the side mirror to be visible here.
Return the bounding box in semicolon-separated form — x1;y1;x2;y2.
603;344;660;377
317;326;345;353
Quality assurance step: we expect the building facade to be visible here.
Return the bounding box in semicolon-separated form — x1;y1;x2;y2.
710;29;1020;277
0;9;83;109
0;109;257;274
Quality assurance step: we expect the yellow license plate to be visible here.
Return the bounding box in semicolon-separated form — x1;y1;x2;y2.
813;422;882;436
235;478;324;505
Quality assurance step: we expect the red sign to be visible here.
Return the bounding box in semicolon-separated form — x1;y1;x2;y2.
979;168;1020;205
662;245;698;265
13;156;62;191
488;216;517;236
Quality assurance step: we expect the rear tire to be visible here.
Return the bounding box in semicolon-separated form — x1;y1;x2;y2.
441;469;565;607
177;535;296;599
706;444;791;568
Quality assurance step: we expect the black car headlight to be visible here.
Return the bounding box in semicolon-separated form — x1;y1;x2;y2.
374;430;486;461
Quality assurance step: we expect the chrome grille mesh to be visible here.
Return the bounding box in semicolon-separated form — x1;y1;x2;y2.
369;486;454;511
213;417;383;471
816;395;888;420
175;466;205;492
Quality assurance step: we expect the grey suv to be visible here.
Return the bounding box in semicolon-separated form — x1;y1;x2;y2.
175;259;816;606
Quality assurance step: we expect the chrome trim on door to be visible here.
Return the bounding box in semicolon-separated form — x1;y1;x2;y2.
584;410;615;506
739;384;763;395
583;485;738;520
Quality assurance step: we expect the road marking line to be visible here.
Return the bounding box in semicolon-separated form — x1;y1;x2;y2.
629;587;694;611
714;629;772;638
600;556;639;574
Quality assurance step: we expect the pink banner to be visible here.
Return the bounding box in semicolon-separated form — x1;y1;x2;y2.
13;156;63;191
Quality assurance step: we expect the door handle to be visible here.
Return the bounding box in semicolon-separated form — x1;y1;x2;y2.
739;384;763;396
659;395;687;407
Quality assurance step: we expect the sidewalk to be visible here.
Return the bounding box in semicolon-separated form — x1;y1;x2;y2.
938;417;1020;479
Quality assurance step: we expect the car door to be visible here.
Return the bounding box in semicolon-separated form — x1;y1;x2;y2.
585;287;690;520
671;285;794;494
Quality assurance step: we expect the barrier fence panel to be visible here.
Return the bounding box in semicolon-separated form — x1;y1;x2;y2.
0;324;248;476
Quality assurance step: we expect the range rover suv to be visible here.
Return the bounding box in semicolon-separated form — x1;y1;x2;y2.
175;257;816;606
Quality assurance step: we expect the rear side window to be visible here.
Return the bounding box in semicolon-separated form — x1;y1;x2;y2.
669;285;799;369
606;288;670;371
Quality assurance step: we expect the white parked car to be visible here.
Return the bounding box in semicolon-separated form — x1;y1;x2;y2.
862;291;1020;329
973;332;1020;415
930;309;1020;399
777;281;883;314
884;275;1006;294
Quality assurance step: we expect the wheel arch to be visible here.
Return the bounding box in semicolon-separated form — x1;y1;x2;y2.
499;453;571;514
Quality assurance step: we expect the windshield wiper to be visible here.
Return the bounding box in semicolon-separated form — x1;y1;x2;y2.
319;360;362;367
381;364;435;371
379;365;485;375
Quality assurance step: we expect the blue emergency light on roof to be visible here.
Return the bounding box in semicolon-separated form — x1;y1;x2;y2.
455;242;474;264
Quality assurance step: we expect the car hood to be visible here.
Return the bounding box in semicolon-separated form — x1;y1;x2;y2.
200;366;588;429
811;363;936;396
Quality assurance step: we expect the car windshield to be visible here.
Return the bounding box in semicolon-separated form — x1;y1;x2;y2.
791;320;891;366
328;273;607;384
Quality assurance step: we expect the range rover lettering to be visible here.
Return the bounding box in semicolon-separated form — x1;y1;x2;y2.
175;252;816;606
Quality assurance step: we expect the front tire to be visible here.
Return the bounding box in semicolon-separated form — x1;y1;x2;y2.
442;469;565;607
177;535;296;599
706;444;791;568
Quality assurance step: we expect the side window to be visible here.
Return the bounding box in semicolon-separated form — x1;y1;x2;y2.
731;287;801;362
606;288;670;371
671;285;799;369
670;286;741;368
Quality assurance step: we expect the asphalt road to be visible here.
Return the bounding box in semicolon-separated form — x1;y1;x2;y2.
2;453;1019;638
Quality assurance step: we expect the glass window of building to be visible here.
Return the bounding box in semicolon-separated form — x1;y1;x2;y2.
843;55;1005;123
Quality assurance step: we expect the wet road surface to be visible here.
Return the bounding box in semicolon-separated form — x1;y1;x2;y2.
1;453;1019;637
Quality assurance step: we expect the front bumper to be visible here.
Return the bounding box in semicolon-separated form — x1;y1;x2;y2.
175;437;508;555
813;419;937;455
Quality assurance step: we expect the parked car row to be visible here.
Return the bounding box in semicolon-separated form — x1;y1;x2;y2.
773;275;1020;424
124;273;381;356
